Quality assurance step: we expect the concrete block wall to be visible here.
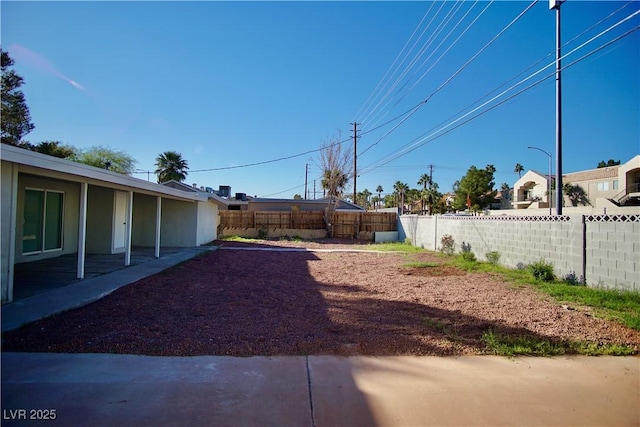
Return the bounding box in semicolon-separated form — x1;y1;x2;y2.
585;219;639;291
398;214;639;291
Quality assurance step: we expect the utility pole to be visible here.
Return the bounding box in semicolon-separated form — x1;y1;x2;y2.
313;180;316;200
428;164;433;215
351;122;359;204
304;163;308;200
551;0;564;215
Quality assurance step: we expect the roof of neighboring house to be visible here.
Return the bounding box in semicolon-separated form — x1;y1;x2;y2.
249;197;365;211
1;144;206;202
162;180;230;205
563;166;619;183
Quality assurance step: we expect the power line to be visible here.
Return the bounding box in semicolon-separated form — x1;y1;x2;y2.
359;23;639;176
357;0;536;159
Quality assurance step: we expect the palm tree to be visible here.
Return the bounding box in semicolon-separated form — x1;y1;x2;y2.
321;168;348;198
155;151;189;183
514;163;524;178
417;173;431;214
376;185;383;209
393;181;409;214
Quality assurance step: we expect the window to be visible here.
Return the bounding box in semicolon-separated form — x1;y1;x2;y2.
23;189;64;254
597;182;609;191
612;180;619;190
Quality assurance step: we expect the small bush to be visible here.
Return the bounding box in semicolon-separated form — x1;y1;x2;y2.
404;237;412;245
461;241;472;253
486;251;501;265
257;227;268;239
528;259;555;282
440;234;455;255
461;251;476;262
563;271;585;286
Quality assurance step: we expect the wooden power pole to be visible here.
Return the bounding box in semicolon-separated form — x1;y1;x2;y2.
351;122;359;204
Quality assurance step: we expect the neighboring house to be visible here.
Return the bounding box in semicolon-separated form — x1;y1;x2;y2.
1;144;222;304
247;197;365;212
512;170;551;210
511;155;640;210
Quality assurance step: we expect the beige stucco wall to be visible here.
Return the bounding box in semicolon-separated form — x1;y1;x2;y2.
14;174;80;263
1;161;17;302
132;193;159;247
86;185;114;254
196;201;218;246
160;198;198;246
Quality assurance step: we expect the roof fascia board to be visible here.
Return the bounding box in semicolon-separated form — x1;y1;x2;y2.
2;145;203;202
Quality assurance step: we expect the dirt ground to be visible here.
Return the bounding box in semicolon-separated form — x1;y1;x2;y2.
3;239;639;356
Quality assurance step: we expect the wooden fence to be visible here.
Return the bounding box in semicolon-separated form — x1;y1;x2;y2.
219;210;397;238
220;211;325;229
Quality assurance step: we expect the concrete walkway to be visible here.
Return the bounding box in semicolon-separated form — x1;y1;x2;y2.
2;353;638;426
2;246;639;426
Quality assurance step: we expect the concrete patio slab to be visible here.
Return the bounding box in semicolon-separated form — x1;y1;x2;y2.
2;247;215;333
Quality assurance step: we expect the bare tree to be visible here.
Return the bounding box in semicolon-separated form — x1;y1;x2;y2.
318;134;353;236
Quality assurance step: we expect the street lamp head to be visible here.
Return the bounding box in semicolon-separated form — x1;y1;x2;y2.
549;0;562;10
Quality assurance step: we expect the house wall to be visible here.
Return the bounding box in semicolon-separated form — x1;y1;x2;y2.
1;162;17;302
86;186;114;254
399;214;639;291
14;174;80;263
196;201;218;246
132;193;159;247
160;199;198;246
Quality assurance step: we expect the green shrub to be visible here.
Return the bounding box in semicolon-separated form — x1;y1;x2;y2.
461;251;476;262
486;251;501;265
563;271;585;286
528;259;555;282
440;234;455;255
257;227;268;239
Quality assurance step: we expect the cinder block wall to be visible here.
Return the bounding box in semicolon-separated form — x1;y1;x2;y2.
399;214;639;291
585;220;639;290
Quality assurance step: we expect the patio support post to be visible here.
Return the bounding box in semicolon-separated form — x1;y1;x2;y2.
7;164;19;303
155;196;161;259
124;191;133;266
77;182;88;279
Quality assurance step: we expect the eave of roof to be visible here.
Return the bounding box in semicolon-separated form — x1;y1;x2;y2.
1;144;204;202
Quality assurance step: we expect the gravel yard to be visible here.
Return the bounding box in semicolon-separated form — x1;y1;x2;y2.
3;239;639;356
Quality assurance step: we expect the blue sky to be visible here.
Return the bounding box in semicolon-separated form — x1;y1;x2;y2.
2;1;638;199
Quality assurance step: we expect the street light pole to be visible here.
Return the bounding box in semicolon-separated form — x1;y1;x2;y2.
550;0;563;215
527;146;552;216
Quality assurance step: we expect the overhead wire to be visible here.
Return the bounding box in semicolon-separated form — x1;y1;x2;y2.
361;1;468;130
359;5;638;175
357;0;535;158
356;2;447;126
358;18;639;176
351;2;436;123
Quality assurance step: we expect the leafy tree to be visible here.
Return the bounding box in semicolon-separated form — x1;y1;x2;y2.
356;188;371;209
1;50;35;146
318;135;352;200
597;159;620;168
452;165;496;211
317;134;352;236
293;194;303;200
75;145;137;174
514;163;524;178
33;141;76;159
155;151;189;183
